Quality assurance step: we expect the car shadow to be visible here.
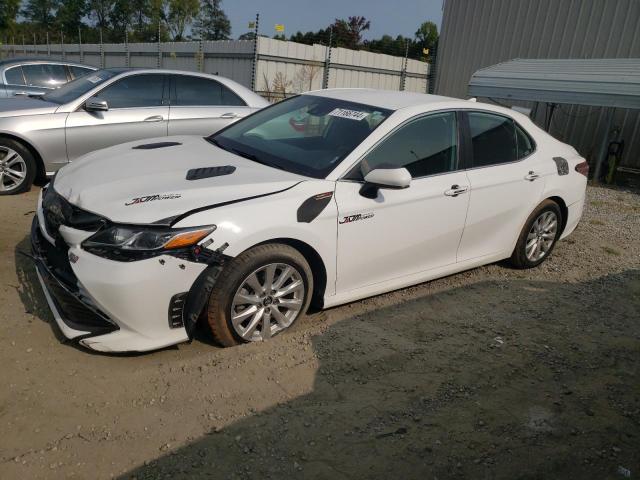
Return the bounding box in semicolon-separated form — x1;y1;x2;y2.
118;269;640;480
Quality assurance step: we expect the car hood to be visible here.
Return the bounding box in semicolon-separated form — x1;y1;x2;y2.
53;135;307;225
0;97;59;117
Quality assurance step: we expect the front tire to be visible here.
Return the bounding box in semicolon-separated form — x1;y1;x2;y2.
509;200;562;269
0;139;36;195
206;244;313;347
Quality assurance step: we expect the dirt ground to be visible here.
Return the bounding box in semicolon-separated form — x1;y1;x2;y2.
0;185;639;480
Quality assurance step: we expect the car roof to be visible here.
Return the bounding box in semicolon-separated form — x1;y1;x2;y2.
0;57;97;68
304;88;462;111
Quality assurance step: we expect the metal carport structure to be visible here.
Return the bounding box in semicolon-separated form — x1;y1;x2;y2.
468;58;640;181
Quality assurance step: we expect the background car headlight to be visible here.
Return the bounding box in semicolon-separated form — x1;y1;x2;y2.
82;224;216;259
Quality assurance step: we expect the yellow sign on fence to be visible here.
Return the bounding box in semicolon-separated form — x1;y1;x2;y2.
275;24;285;32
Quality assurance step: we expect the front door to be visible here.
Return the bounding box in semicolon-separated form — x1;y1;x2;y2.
335;111;470;294
65;73;169;161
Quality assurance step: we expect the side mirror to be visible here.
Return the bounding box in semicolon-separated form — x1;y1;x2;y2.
360;167;411;198
85;98;109;112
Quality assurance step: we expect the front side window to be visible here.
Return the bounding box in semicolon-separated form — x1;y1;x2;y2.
4;66;25;85
173;75;245;106
348;111;458;180
210;95;391;178
95;74;165;109
468;112;518;167
22;64;67;88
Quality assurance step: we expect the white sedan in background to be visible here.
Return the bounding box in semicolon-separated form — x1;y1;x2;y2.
31;89;588;352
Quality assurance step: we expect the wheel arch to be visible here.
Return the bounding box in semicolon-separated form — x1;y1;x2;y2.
546;195;568;235
250;237;328;309
0;132;47;183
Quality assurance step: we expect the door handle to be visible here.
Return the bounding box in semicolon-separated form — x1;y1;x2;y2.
144;115;164;122
444;184;469;197
524;171;540;181
13;91;29;96
220;112;238;119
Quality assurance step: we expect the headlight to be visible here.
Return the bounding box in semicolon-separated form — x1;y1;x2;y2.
82;224;216;260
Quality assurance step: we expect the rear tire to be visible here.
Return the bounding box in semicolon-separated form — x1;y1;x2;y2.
206;243;313;347
0;138;37;195
509;200;562;269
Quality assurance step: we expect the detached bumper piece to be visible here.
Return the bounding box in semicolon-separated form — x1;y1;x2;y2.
31;217;118;339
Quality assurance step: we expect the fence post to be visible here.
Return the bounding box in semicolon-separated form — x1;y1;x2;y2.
197;38;204;72
33;33;36;55
322;27;332;89
157;22;162;68
61;31;65;60
399;40;409;91
11;36;15;57
250;13;260;92
99;29;105;68
125;30;130;67
78;27;83;64
427;41;437;94
46;32;50;57
22;35;25;55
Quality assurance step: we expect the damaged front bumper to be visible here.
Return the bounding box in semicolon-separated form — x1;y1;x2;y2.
30;211;218;353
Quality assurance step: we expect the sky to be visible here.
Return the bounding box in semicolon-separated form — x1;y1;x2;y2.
222;0;444;40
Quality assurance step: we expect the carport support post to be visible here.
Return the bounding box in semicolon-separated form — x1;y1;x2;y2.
592;107;615;183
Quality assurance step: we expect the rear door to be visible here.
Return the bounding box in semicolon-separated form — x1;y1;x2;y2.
168;74;252;137
65;73;169;161
457;111;551;262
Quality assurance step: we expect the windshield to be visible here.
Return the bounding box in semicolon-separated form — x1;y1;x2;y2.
43;70;118;104
209;95;392;178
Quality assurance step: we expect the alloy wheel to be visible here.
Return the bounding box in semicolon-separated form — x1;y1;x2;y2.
525;211;558;262
230;263;305;341
0;147;27;192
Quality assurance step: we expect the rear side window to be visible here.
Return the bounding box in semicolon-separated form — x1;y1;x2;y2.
173;75;246;106
468;112;517;167
5;66;25;85
69;66;94;79
22;64;68;88
351;111;458;179
516;124;535;159
95;74;165;108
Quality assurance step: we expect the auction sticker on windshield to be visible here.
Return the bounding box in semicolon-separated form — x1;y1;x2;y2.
87;76;103;84
328;108;370;121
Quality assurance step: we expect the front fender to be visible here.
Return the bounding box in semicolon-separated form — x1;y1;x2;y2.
173;181;338;296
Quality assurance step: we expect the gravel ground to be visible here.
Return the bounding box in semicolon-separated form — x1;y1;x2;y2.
0;185;639;479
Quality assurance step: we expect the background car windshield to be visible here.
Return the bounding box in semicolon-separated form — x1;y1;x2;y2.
210;95;391;178
43;70;118;104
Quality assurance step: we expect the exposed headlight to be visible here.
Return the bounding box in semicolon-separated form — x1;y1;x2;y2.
82;224;216;260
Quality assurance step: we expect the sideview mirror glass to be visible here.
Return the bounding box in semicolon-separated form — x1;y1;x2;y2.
360;167;411;198
85;98;109;112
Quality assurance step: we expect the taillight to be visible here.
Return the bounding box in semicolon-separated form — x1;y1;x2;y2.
575;160;589;177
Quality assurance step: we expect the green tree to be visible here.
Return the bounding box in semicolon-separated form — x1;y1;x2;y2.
21;0;60;29
56;0;87;37
109;0;133;39
415;20;438;53
332;16;370;49
0;0;20;31
193;0;231;40
89;0;114;30
165;0;198;40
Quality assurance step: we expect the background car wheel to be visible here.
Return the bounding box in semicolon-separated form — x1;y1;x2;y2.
0;139;37;195
509;199;563;269
207;243;313;347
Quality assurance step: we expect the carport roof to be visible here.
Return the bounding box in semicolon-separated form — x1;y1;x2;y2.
468;58;640;109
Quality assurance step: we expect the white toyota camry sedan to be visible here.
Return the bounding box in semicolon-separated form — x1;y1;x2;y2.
31;89;588;352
